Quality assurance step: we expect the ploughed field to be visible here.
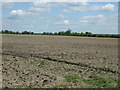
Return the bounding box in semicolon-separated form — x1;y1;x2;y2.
2;34;119;88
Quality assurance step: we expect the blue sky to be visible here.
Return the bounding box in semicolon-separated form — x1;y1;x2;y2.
1;1;118;34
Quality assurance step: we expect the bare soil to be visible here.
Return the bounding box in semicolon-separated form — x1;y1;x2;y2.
2;34;119;88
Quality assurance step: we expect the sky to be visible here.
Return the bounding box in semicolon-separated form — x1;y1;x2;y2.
1;1;119;34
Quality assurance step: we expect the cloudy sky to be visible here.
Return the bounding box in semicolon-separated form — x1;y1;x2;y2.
1;1;118;34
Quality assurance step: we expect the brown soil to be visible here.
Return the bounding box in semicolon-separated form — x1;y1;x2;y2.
2;34;119;88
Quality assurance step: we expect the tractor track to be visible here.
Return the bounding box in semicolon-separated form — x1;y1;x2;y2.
2;52;119;74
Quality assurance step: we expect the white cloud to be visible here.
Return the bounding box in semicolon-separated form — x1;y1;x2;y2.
11;10;28;16
7;10;32;19
28;2;116;14
97;3;115;11
91;3;115;11
29;1;89;13
79;15;106;24
101;4;115;11
54;19;70;25
63;3;115;13
77;14;118;34
63;20;69;25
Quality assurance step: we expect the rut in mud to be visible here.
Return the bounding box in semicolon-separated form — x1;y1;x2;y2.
2;52;119;74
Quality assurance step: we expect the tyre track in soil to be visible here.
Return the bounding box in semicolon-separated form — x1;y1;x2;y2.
2;52;119;74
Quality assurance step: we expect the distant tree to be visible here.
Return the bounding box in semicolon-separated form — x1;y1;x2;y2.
65;29;72;35
91;34;97;37
85;32;92;34
54;32;58;35
30;32;34;34
42;32;46;35
1;29;120;38
15;31;19;34
81;32;84;34
49;32;53;35
58;31;65;35
4;30;9;34
72;32;79;36
22;31;30;34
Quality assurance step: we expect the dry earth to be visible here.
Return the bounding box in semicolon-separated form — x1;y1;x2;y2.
2;34;119;88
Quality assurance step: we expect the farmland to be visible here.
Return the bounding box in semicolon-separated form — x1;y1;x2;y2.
2;34;119;88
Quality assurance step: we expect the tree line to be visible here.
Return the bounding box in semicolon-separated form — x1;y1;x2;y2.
1;29;120;38
1;30;34;34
